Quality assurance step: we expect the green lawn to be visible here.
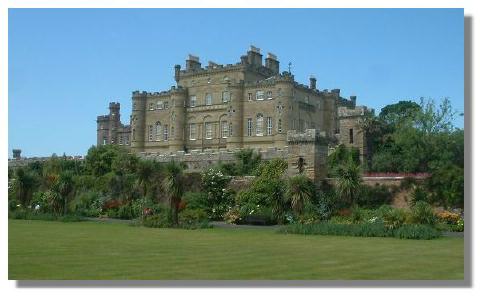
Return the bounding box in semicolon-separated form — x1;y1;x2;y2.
8;219;464;280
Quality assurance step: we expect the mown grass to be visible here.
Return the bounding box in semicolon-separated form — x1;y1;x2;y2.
8;219;464;280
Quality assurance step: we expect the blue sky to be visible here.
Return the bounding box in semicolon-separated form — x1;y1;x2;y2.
8;8;464;157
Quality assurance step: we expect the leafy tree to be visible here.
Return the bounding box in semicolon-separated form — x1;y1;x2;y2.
56;170;75;215
162;161;185;225
234;149;261;175
13;168;38;206
379;100;421;127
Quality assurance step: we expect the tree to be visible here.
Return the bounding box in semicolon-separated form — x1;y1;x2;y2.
162;161;185;225
14;168;38;206
287;175;315;216
136;160;155;198
335;158;361;206
56;170;75;215
379;100;421;127
234;149;262;175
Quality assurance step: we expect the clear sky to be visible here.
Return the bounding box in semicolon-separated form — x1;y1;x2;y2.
8;8;464;157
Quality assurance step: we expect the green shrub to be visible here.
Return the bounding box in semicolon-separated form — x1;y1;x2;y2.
183;191;209;211
351;205;363;224
357;184;394;208
382;208;407;229
9;210;85;222
278;222;439;240
393;224;440;240
142;213;172;228
178;208;209;226
410;201;437;225
410;186;429;206
278;222;392;238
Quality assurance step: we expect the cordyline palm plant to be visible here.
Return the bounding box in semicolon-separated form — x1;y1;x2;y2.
14;168;38;207
162;161;185;226
287;175;315;217
335;157;361;206
137;160;155;198
56;170;75;215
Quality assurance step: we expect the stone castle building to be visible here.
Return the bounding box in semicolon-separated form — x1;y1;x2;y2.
97;46;372;162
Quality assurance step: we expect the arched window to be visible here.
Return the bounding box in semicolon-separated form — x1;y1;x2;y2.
155;122;161;141
256;114;264;136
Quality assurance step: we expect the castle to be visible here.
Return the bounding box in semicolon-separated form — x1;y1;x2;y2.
97;46;372;166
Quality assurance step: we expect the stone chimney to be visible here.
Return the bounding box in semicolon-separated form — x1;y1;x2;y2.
309;75;317;90
265;52;279;74
174;64;181;82
247;45;263;66
350;95;357;106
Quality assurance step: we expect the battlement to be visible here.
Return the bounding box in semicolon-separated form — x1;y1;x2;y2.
287;129;328;144
97;115;110;121
338;105;374;117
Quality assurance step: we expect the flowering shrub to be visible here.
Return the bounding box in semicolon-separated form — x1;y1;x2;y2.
201;168;234;220
436;210;461;224
223;207;241;224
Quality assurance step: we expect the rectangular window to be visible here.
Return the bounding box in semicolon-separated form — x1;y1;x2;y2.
349;128;354;144
163;125;169;141
248;93;253;101
149;103;154;110
256;115;264;136
125;135;129;145
247;118;252;136
221;121;229;138
189;124;196;140
157;101;163;110
164;101;169;109
222;91;230;103
267;91;273;99
205;93;212;105
119;135;123;145
205;122;213;139
256;90;265;101
190;95;197;107
267;117;273;135
278;119;282;133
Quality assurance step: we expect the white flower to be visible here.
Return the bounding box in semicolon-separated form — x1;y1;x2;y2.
34;205;40;210
16;204;21;207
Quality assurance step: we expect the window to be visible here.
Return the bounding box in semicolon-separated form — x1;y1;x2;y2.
189;124;196;140
156;101;163;110
164;101;169;109
103;138;107;145
256;114;264;136
133;103;137;110
267;91;273;99
155;122;161;141
125;135;129;145
119;135;123;145
205;93;212;106
190;95;197;107
256;90;265;101
132;129;136;141
148;125;153;141
248;93;253;101
305;96;309;103
278;119;282;133
267;117;273;135
349;129;354;144
222;91;230;103
221;121;229;138
149;103;154;110
163;125;169;141
247;118;252;136
205;122;213;139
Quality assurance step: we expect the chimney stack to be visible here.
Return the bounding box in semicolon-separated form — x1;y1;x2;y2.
265;52;280;74
247;45;263;66
186;54;201;71
309;75;317;90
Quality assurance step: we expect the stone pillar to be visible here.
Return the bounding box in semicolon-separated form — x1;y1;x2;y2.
287;129;328;184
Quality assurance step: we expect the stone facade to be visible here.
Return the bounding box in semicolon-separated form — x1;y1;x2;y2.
97;46;370;153
337;105;374;161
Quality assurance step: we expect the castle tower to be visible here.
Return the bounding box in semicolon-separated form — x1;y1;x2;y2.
130;91;147;152
287;129;328;184
169;87;187;152
108;102;121;144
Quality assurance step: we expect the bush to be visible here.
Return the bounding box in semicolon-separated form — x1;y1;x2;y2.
183;191;210;211
436;210;461;224
142;213;172;228
178;208;209;226
9;209;86;222
410;201;437;225
278;222;440;240
223;207;241;224
357;184;394;208
393;224;440;240
380;207;407;229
